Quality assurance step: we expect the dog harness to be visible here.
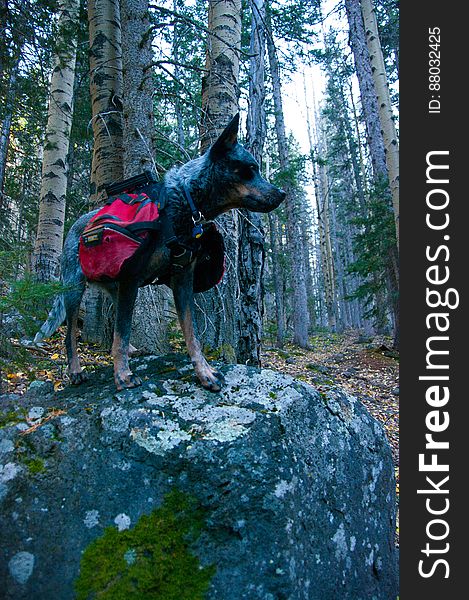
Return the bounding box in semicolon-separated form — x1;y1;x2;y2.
78;172;225;292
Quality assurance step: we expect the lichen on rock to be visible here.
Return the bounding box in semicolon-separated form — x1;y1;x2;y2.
0;355;398;599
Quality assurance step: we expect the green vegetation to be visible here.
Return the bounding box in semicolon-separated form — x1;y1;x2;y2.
75;489;215;600
0;409;24;428
24;457;46;474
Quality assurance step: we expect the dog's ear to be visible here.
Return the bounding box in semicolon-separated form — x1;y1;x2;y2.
209;113;240;159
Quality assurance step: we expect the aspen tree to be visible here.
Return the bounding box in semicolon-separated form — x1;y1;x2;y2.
196;0;242;361
361;0;399;244
32;0;79;282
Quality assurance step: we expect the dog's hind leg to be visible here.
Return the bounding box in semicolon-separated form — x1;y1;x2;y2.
64;283;87;384
58;230;89;384
171;268;225;392
112;281;142;390
102;283;139;356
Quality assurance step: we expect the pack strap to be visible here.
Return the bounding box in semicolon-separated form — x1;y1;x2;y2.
126;220;161;233
105;170;158;197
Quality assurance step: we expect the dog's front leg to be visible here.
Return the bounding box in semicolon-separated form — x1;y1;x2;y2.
112;281;142;391
171;267;225;392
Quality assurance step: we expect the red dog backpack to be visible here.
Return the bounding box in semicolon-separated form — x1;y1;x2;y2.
79;190;161;281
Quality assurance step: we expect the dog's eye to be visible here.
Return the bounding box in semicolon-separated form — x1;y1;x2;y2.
240;165;257;180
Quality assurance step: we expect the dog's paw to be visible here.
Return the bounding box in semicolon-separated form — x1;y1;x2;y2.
115;372;142;391
69;371;88;385
198;369;225;393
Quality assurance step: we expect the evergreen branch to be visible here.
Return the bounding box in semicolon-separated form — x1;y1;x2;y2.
149;5;255;58
150;59;208;74
154;128;192;161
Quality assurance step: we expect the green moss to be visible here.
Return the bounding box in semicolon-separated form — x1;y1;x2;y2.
213;343;236;364
157;366;178;375
0;410;18;428
24;457;46;474
75;489;215;600
268;391;277;399
0;409;25;428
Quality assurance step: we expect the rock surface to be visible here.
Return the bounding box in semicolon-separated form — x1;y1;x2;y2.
0;354;398;599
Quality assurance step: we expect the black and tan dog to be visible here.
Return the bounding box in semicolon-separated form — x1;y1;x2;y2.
34;114;285;391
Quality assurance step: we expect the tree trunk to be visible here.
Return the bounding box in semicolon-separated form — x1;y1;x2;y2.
316;154;337;332
32;0;79;282
267;211;285;347
237;211;264;365
345;0;399;345
0;55;19;199
299;205;316;330
120;0;169;354
344;0;387;181
121;0;156;177
88;0;124;204
304;85;336;333
195;0;242;362
200;0;241;154
361;0;399;244
266;2;309;348
83;0;124;344
237;0;267;366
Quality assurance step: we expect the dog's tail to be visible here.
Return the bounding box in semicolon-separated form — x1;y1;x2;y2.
34;294;66;343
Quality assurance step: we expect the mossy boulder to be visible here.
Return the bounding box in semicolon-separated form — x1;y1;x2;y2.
0;354;398;599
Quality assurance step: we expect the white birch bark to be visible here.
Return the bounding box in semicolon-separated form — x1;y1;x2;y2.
361;0;399;244
32;0;79;281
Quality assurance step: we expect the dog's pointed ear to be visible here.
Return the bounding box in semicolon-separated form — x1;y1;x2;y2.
209;113;240;159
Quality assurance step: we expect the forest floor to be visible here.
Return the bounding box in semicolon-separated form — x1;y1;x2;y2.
262;331;399;466
3;328;399;541
262;330;399;544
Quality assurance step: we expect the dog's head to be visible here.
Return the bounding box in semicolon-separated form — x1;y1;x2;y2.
204;114;286;217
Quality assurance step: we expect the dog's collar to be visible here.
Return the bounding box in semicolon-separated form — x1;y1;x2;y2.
183;184;206;239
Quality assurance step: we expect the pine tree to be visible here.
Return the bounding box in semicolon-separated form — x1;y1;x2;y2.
266;1;309;348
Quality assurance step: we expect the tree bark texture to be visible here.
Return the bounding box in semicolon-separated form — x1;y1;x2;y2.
236;0;267;366
120;0;169;353
88;0;123;205
361;0;399;244
200;0;241;154
344;0;387;182
195;0;242;362
83;0;124;344
32;0;79;282
121;0;156;177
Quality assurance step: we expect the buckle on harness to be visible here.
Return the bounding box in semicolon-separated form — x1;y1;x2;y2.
166;236;195;269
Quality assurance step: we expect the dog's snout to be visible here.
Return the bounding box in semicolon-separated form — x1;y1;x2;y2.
279;189;286;200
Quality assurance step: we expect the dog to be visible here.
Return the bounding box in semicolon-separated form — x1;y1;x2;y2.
34;114;285;392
